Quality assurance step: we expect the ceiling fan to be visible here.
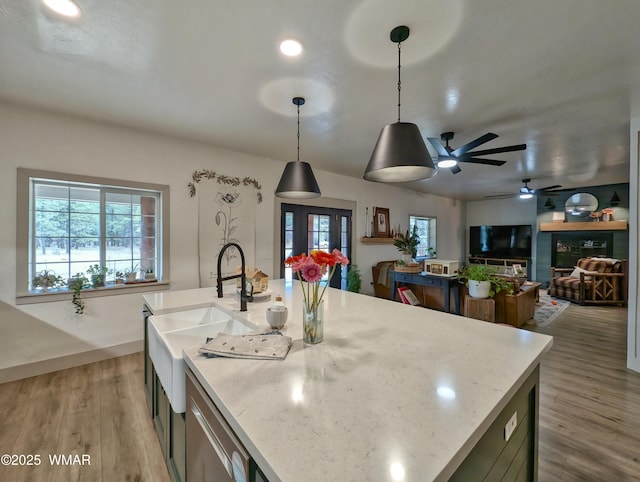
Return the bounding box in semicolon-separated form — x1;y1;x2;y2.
427;132;526;174
485;178;569;199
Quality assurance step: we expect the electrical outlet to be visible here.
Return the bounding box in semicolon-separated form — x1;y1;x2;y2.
504;411;518;441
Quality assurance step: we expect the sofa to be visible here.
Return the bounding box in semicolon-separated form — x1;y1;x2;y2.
549;257;627;305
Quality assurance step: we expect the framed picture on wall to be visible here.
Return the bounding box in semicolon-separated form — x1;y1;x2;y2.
373;207;390;237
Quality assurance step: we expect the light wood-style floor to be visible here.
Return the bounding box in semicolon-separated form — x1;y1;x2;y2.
525;303;640;481
0;354;169;482
0;304;639;481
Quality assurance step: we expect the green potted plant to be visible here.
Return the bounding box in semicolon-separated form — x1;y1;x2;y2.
124;264;139;283
86;264;110;288
32;269;65;291
114;271;125;285
346;264;362;293
393;225;420;263
69;273;90;314
457;264;512;299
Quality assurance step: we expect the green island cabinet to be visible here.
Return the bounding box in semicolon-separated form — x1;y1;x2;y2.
144;305;186;482
450;365;540;481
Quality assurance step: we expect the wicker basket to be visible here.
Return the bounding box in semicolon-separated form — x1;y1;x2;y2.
393;264;423;273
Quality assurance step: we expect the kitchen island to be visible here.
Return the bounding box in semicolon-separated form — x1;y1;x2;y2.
168;280;553;481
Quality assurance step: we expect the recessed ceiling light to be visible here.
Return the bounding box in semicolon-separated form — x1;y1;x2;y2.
280;39;303;57
42;0;81;18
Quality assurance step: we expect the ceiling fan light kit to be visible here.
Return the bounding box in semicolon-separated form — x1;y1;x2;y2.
275;97;321;199
363;26;436;183
484;178;568;200
436;158;458;169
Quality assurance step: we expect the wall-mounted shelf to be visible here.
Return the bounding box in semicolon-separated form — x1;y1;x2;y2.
360;237;396;244
540;221;627;232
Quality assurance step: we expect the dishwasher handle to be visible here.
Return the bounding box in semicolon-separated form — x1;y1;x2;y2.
190;397;233;477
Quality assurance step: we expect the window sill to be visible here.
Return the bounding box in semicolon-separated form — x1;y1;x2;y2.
16;281;170;305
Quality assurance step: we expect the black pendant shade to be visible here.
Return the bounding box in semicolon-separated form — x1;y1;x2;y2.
363;122;436;182
544;197;555;210
275;96;321;199
275;160;321;198
610;191;621;206
363;25;437;183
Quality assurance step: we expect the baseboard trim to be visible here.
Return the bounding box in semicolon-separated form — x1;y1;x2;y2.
0;340;143;384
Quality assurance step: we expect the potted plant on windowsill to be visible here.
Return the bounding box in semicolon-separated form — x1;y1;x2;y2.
32;270;65;291
124;264;139;283
86;264;110;288
457;264;512;299
393;225;420;264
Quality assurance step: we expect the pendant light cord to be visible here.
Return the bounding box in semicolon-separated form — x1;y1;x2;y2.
297;103;300;161
397;41;402;122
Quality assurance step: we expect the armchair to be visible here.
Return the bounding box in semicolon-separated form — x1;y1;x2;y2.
549;257;627;306
372;260;396;299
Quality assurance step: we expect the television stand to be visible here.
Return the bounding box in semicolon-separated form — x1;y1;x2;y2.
467;257;530;278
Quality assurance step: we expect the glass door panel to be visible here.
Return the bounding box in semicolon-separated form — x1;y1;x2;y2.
281;204;351;289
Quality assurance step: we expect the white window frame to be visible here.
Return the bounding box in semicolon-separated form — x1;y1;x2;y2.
16;168;170;304
409;214;437;259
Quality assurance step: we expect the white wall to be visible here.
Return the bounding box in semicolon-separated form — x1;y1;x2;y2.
627;118;639;373
0;102;463;380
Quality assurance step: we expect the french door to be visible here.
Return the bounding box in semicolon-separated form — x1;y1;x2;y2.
280;204;352;289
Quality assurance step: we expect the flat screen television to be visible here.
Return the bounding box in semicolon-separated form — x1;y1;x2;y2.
469;224;532;259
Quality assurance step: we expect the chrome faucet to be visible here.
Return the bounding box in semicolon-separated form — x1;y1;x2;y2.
216;242;248;311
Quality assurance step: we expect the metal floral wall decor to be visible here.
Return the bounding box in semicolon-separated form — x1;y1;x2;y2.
189;169;262;287
215;189;242;265
188;169;263;203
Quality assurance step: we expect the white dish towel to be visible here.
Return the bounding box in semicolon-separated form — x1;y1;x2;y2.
199;333;292;360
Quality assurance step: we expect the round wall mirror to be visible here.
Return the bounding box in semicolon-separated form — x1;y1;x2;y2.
564;192;598;219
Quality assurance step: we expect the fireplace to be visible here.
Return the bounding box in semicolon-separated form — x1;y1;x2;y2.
551;232;613;268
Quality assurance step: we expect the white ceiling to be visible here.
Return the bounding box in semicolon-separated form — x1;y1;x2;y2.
1;0;639;200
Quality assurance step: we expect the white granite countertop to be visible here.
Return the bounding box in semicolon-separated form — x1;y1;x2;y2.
158;280;552;482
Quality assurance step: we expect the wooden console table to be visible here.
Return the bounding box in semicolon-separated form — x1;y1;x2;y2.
389;271;460;314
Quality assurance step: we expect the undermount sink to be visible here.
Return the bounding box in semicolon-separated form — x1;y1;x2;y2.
149;305;255;413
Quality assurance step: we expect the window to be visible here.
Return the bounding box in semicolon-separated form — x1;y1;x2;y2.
17;169;169;302
409;215;436;258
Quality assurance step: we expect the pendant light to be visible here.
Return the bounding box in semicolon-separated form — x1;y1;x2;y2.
544;197;555;210
275;97;321;199
610;191;621;206
363;26;436;183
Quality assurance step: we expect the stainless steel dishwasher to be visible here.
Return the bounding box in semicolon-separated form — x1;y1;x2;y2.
186;369;267;482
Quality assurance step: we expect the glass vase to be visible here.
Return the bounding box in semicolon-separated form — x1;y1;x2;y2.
303;299;324;344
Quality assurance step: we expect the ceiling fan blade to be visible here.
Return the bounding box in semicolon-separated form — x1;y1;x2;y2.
463;144;527;156
451;133;498;157
535;184;562;192
450;164;462;174
427;138;450;158
484;193;514;199
457;157;507;166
